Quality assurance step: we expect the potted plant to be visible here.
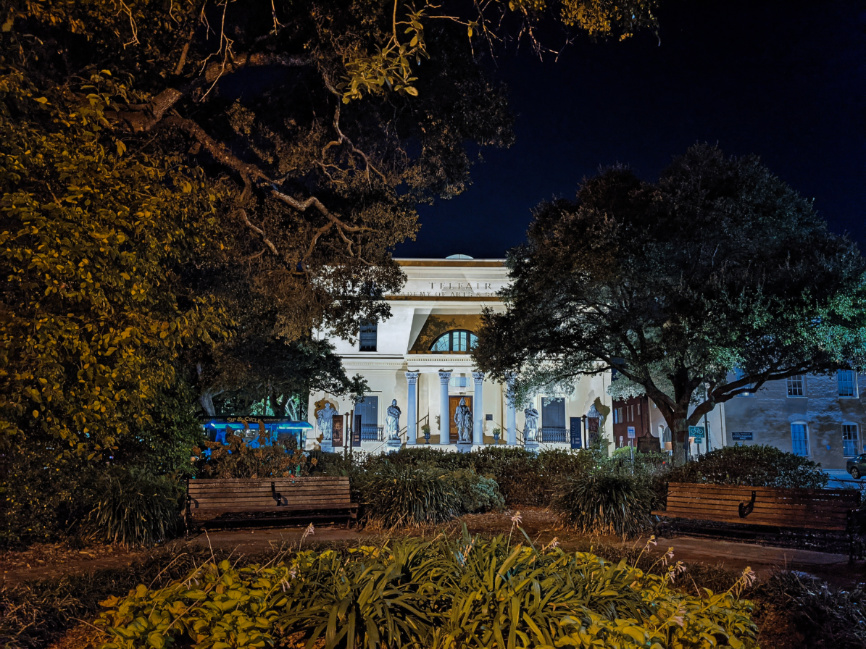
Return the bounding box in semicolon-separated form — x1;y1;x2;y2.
422;423;431;443
492;427;501;444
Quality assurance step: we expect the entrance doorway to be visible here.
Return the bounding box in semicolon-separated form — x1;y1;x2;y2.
448;396;472;443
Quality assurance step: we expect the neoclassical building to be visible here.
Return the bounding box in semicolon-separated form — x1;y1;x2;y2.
308;257;613;452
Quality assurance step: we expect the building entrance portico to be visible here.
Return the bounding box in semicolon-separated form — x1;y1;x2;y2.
308;257;614;453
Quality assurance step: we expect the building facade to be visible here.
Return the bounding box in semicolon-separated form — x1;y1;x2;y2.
611;371;866;469
308;257;614;453
719;370;866;470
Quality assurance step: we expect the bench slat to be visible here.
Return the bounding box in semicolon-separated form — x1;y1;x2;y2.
652;510;847;530
656;482;857;535
187;477;358;525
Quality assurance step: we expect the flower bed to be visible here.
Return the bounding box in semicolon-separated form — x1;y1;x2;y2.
97;533;759;649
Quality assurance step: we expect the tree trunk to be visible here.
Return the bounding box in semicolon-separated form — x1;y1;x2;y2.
199;391;217;417
671;411;690;466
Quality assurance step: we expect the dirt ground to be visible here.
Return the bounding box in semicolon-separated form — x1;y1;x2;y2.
5;507;863;649
5;507;862;588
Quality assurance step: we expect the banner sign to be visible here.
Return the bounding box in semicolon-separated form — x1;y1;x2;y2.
332;415;344;447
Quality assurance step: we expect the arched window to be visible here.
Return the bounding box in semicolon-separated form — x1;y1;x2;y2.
430;330;478;352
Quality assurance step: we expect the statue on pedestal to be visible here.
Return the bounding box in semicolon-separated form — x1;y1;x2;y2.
454;397;473;443
316;401;338;441
524;405;539;442
385;399;402;440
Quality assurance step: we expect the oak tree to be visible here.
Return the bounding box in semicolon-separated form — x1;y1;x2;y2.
474;145;866;463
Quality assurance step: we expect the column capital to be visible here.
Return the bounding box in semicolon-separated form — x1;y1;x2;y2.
472;371;485;383
405;370;420;385
438;369;452;383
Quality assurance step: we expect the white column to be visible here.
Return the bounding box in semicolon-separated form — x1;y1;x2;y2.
506;372;517;445
439;370;451;445
472;371;484;445
406;371;419;444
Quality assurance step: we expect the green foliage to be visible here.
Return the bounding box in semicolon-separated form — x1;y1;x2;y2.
0;448;98;548
0;546;220;649
357;464;463;527
0;71;228;455
96;534;760;649
756;572;866;649
666;445;829;489
475;144;866;464
86;466;183;547
448;468;506;514
552;469;655;537
196;430;314;479
359;446;594;507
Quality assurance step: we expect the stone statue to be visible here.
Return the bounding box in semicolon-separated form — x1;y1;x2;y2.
454;397;473;443
316;401;338;441
524;405;539;442
385;399;401;440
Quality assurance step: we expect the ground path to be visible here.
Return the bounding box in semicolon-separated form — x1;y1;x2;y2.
3;508;862;588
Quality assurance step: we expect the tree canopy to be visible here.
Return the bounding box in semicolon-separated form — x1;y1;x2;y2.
1;0;658;452
474;144;866;463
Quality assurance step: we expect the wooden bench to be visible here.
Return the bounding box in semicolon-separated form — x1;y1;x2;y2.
653;482;861;560
186;476;358;529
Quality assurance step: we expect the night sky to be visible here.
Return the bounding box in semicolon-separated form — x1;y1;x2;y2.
395;0;866;259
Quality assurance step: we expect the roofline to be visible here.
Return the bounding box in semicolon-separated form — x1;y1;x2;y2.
396;258;506;267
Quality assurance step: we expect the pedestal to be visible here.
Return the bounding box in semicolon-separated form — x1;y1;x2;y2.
524;439;540;454
320;441;335;454
385;438;403;453
456;441;473;454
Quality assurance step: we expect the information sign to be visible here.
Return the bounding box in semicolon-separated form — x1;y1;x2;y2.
731;431;753;441
627;426;636;439
688;425;705;441
569;417;582;449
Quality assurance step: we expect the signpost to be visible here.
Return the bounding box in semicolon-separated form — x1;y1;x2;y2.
688;426;705;456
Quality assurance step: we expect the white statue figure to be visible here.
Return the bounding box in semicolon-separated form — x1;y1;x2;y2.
385;399;402;440
454;397;473;443
524;405;539;442
316;402;338;441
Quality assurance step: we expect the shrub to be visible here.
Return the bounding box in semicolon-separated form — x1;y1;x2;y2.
0;447;98;548
756;572;866;649
96;534;760;649
552;469;655;537
449;469;505;514
357;464;462;526
666;445;828;489
472;446;548;505
86;467;183;547
196;429;314;479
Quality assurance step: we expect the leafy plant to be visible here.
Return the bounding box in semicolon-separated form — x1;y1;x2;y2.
755;572;866;649
96;533;760;649
86;466;183;547
552;469;655;538
448;469;505;514
666;445;829;489
196;428;315;479
357;464;462;527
